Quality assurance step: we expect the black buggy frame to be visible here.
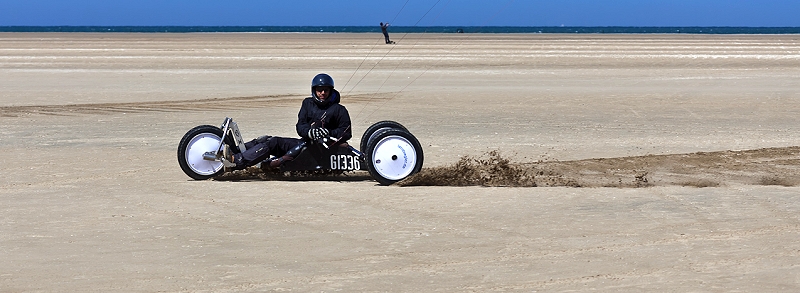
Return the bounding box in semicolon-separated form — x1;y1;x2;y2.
178;117;423;185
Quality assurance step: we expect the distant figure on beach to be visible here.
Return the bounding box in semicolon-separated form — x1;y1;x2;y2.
380;22;394;44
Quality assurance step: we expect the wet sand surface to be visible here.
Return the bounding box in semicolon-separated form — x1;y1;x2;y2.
1;33;799;291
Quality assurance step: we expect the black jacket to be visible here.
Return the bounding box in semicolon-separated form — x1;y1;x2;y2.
296;89;352;142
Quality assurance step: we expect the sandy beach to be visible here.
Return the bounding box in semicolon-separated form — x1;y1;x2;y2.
1;32;799;291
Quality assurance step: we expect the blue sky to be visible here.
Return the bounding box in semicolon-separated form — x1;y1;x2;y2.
2;0;799;27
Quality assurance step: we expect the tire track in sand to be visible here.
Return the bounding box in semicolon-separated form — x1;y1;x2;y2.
0;94;376;117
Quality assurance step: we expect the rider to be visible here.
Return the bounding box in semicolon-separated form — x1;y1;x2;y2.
228;73;351;170
380;22;392;44
296;73;352;145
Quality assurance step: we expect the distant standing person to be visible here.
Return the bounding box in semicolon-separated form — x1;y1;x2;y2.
380;22;394;44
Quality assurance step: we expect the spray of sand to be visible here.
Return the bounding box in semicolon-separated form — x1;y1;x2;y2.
397;147;800;188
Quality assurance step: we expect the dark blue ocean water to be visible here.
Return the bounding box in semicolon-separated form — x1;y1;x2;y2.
2;26;800;34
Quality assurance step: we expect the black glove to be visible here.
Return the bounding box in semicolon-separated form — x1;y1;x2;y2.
308;127;330;141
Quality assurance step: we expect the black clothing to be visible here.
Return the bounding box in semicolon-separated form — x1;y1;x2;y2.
231;86;350;169
380;23;391;44
296;89;352;143
232;136;304;169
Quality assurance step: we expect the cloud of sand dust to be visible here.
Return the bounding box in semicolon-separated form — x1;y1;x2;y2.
397;147;800;188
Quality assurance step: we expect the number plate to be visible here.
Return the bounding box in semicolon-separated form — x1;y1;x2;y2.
330;154;361;171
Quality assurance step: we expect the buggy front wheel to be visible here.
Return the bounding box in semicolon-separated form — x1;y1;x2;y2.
177;125;225;180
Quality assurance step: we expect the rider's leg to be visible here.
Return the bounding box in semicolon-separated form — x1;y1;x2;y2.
231;136;275;169
265;138;306;168
243;135;271;150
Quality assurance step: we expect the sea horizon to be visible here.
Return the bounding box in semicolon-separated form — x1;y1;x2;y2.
2;26;800;34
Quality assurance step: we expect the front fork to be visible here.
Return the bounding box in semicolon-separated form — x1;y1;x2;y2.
203;117;247;162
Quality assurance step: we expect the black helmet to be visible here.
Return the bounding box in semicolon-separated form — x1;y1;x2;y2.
311;73;334;89
311;73;336;105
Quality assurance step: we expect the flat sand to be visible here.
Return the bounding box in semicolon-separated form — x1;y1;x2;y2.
1;33;799;291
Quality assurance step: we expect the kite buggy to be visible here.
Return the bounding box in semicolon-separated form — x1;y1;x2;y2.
178;118;423;185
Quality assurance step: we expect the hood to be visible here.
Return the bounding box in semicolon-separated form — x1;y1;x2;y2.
312;88;341;107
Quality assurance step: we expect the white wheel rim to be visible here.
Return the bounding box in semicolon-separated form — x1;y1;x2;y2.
371;135;417;180
367;127;393;147
185;133;223;176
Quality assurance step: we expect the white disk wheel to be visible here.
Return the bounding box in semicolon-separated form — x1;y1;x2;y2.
365;128;424;185
360;120;408;155
177;125;225;180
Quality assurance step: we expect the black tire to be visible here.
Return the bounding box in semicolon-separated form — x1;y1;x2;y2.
178;125;225;180
365;128;424;185
360;120;408;153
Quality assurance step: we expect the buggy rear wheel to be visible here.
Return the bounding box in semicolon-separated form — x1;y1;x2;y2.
360;120;408;154
365;128;423;185
178;125;225;180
